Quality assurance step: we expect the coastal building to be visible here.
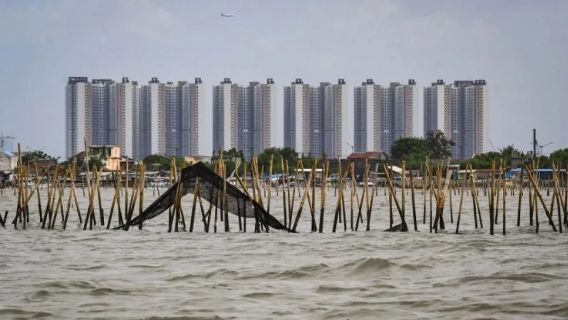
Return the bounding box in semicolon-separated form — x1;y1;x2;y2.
354;79;381;152
213;78;238;154
65;77;91;159
354;79;420;154
424;79;488;159
423;79;450;135
284;79;351;158
463;80;489;159
164;81;183;157
283;78;310;154
139;77;165;158
91;79;114;146
322;79;350;158
181;78;203;157
392;80;420;145
213;78;274;159
109;77;138;158
66;76;202;160
250;79;275;157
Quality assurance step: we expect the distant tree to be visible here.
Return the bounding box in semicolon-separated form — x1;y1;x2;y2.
21;150;56;165
469;151;502;169
550;148;568;167
221;148;244;161
500;145;523;158
424;130;455;159
143;154;184;171
257;147;298;172
390;137;428;161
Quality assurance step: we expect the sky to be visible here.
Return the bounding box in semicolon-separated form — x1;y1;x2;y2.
0;0;567;158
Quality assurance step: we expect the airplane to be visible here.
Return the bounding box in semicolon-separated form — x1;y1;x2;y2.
221;12;234;18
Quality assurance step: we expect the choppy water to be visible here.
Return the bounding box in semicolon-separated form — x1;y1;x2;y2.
1;187;567;319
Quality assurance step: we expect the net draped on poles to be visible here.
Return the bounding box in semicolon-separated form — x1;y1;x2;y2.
126;162;290;231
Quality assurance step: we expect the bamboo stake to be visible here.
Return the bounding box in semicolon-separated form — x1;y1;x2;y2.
292;161;315;232
455;180;465;234
318;160;328;233
517;167;524;227
410;169;417;231
525;165;557;232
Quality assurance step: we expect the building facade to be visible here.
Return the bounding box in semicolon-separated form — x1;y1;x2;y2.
322;79;349;158
109;77;138;158
283;78;310;154
424;79;488;159
353;79;420;155
181;78;203;157
67;76;201;161
212;78;273;159
65;77;91;159
423;79;450;135
139;77;165;158
284;79;351;158
354;79;381;152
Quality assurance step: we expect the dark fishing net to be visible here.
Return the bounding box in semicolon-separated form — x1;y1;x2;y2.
126;162;289;231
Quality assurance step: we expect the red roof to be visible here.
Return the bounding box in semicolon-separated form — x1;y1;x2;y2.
347;152;383;160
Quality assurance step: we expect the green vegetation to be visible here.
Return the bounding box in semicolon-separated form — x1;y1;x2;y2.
20;150;57;165
143;154;185;171
550;148;568;167
257;147;298;172
390;130;454;168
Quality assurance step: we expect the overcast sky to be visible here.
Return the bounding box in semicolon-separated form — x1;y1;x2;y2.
0;0;567;157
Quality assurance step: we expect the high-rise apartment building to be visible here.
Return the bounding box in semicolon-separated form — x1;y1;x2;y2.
65;77;91;159
424;79;488;159
463;80;488;159
164;81;182;157
181;78;203;157
212;78;273;159
139;77;165;158
213;78;237;154
322;79;349;158
353;79;420;154
423;79;450;135
284;79;351;158
250;79;275;157
66;76;201;160
354;79;381;152
109;77;138;158
91;79;114;146
283;79;310;154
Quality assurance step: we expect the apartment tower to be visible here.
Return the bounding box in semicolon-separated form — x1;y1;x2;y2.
139;77;165;158
353;79;381;152
109;77;138;158
283;78;310;154
65;77;91;159
213;78;273;159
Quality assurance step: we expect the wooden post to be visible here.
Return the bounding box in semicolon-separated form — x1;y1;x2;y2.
517;167;524;227
526;164;557;232
318;160;328;233
455;181;465;234
410;169;417;231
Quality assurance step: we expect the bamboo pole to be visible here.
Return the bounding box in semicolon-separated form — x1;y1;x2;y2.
384;164;407;231
332;158;346;232
525;164;557;232
489;160;495;235
292;161;315;232
455;180;465;234
410;169;417;231
106;168;122;230
502;162;506;235
517;167;524;227
318;160;328;233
